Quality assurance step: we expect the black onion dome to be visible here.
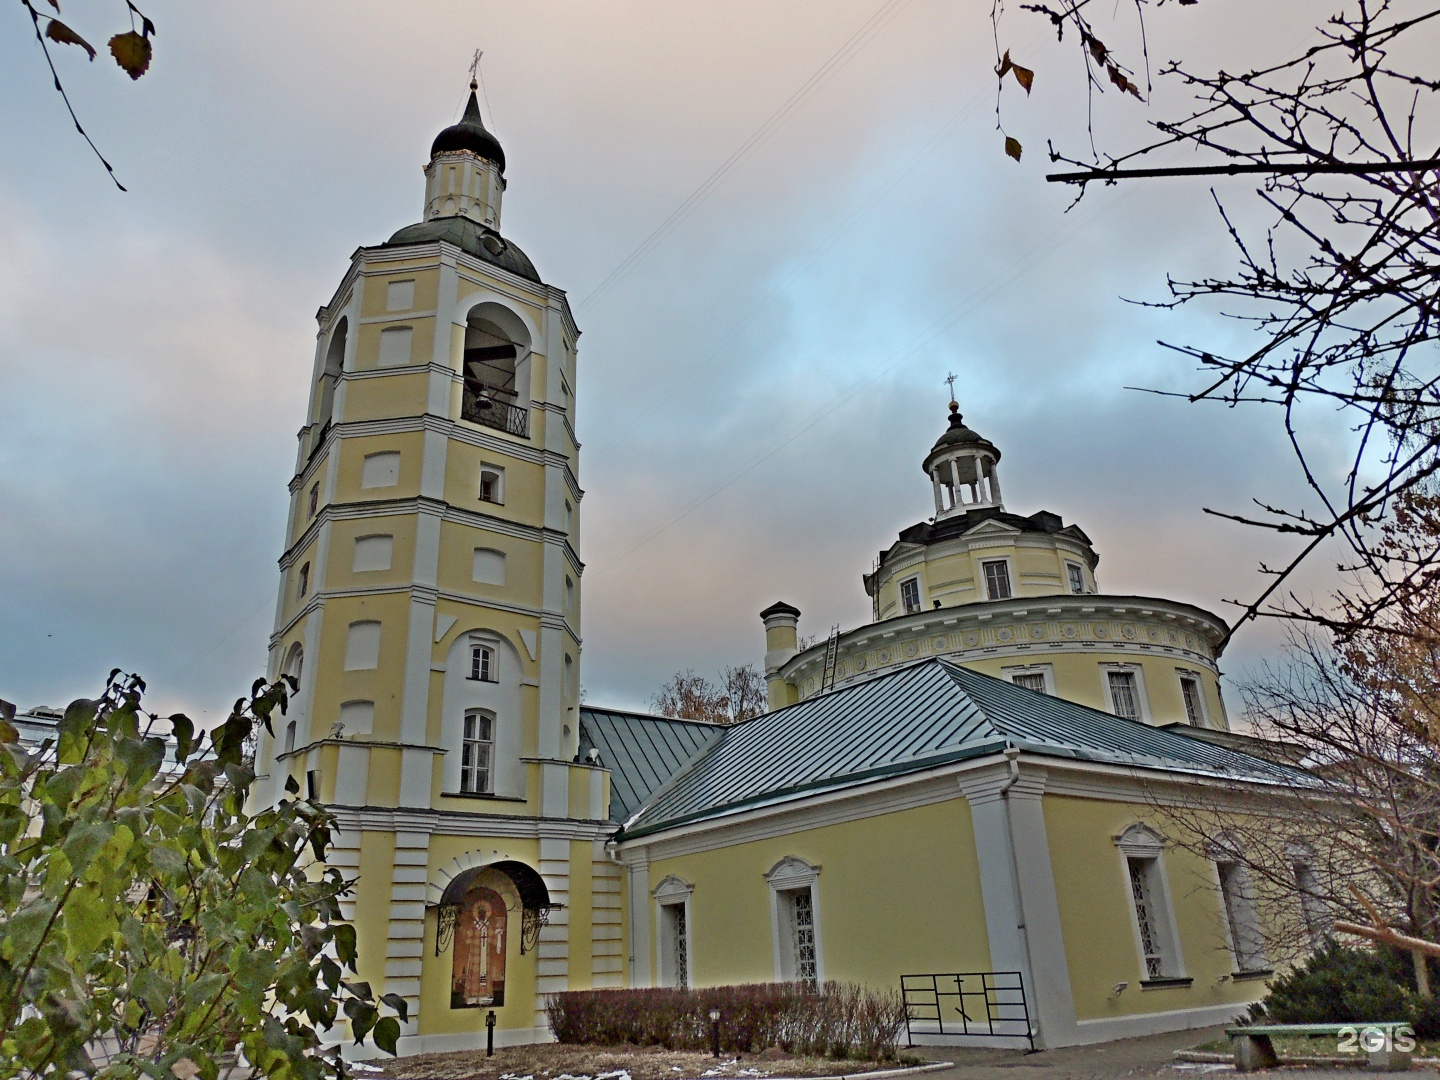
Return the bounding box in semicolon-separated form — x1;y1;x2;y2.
430;89;505;171
381;217;541;283
922;402;1000;473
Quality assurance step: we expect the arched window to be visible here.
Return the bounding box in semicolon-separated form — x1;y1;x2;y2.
460;709;495;793
314;317;347;432
451;885;507;1008
469;644;496;683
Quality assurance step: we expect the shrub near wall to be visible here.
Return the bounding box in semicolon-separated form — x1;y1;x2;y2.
546;982;909;1061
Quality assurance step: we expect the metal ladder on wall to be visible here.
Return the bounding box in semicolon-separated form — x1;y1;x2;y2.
820;624;841;692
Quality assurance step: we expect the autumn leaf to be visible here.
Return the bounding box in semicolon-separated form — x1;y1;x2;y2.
1012;63;1035;93
45;0;60;9
45;19;95;60
996;49;1013;79
1005;136;1023;161
1085;34;1108;64
109;30;152;79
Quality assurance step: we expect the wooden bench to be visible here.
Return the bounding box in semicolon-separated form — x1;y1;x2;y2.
1226;1023;1415;1072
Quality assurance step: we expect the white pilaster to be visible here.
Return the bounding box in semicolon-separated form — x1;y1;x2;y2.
535;837;571;1032
591;841;625;988
383;831;431;1038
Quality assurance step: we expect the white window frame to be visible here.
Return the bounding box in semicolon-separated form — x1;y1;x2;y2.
1102;664;1150;723
1289;853;1330;948
1216;860;1268;973
459;708;495;794
469;643;497;683
981;558;1013;601
478;464;505;505
1003;663;1054;695
1065;561;1085;594
1115;824;1186;983
765;856;823;986
899;576;923;615
1177;670;1209;727
653;875;694;989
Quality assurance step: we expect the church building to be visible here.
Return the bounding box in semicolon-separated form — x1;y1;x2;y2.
254;89;1311;1056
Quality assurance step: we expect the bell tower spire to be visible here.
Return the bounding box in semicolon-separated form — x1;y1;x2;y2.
423;74;507;228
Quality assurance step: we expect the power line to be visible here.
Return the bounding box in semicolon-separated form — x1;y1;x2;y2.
575;0;915;313
594;180;1146;571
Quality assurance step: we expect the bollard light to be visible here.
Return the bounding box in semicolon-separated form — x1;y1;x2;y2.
709;1009;721;1058
486;1010;497;1057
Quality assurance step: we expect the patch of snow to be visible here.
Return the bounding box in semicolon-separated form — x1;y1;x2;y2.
349;1065;386;1074
594;1071;632;1080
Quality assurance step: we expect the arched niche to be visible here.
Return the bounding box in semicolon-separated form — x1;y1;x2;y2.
439;629;524;798
430;856;556;960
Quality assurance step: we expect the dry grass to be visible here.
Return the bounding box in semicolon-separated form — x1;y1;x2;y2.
373;1042;918;1080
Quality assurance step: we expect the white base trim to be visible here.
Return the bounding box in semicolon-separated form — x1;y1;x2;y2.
1062;1000;1253;1046
906;1033;1034;1050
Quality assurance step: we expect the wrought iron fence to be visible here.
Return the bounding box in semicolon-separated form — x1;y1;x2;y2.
463;397;530;438
900;971;1034;1049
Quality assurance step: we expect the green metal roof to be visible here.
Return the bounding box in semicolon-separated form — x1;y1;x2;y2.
617;658;1309;840
578;706;724;822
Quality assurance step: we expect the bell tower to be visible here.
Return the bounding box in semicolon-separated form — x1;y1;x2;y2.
256;86;615;1053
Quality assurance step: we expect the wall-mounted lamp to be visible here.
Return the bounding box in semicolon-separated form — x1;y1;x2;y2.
1111;982;1129;997
709;1009;721;1057
1216;974;1232;984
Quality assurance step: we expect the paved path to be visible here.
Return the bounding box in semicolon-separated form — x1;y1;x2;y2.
903;1027;1440;1080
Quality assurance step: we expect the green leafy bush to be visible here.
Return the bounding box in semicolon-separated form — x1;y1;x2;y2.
546;982;908;1061
1252;941;1440;1036
0;672;404;1080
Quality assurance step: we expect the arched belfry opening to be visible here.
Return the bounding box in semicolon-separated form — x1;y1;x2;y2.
314;317;348;438
461;303;531;437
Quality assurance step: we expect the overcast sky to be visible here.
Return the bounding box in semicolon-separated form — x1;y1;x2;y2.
0;0;1360;718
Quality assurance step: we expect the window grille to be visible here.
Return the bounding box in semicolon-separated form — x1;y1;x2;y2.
792;889;817;987
461;710;494;794
1128;858;1165;979
670;904;688;989
1108;670;1142;721
900;578;922;614
1180;677;1205;726
1011;672;1047;694
983;560;1012;600
470;644;496;682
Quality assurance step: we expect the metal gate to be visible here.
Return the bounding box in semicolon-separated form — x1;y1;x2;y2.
901;971;1034;1050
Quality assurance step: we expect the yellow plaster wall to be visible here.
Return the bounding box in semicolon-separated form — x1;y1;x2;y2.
1043;795;1268;1022
325;515;417;590
436;523;542;602
645;798;989;990
354;830;399;991
361;269;440;318
310;592;412;741
353;320;437;374
444;442;546;521
874;539;1096;619
344;372;429;422
335;432;427;503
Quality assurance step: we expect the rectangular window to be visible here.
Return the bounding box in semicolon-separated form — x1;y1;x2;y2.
1128;857;1171;979
1011;672;1047;694
788;888;818;987
661;903;689;989
296;562;310;599
352;534;394;572
306;770;319;801
308;483;319;519
460;710;494;794
1067;562;1085;594
343;621;382;671
1293;862;1329;948
479;465;504;504
900;577;922;615
982;560;1012;600
1218;862;1267;971
360;451;400;489
1107;670;1143;721
1180;675;1206;727
469;644;496;683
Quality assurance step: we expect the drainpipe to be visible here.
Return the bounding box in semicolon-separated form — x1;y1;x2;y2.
999;743;1041;1050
